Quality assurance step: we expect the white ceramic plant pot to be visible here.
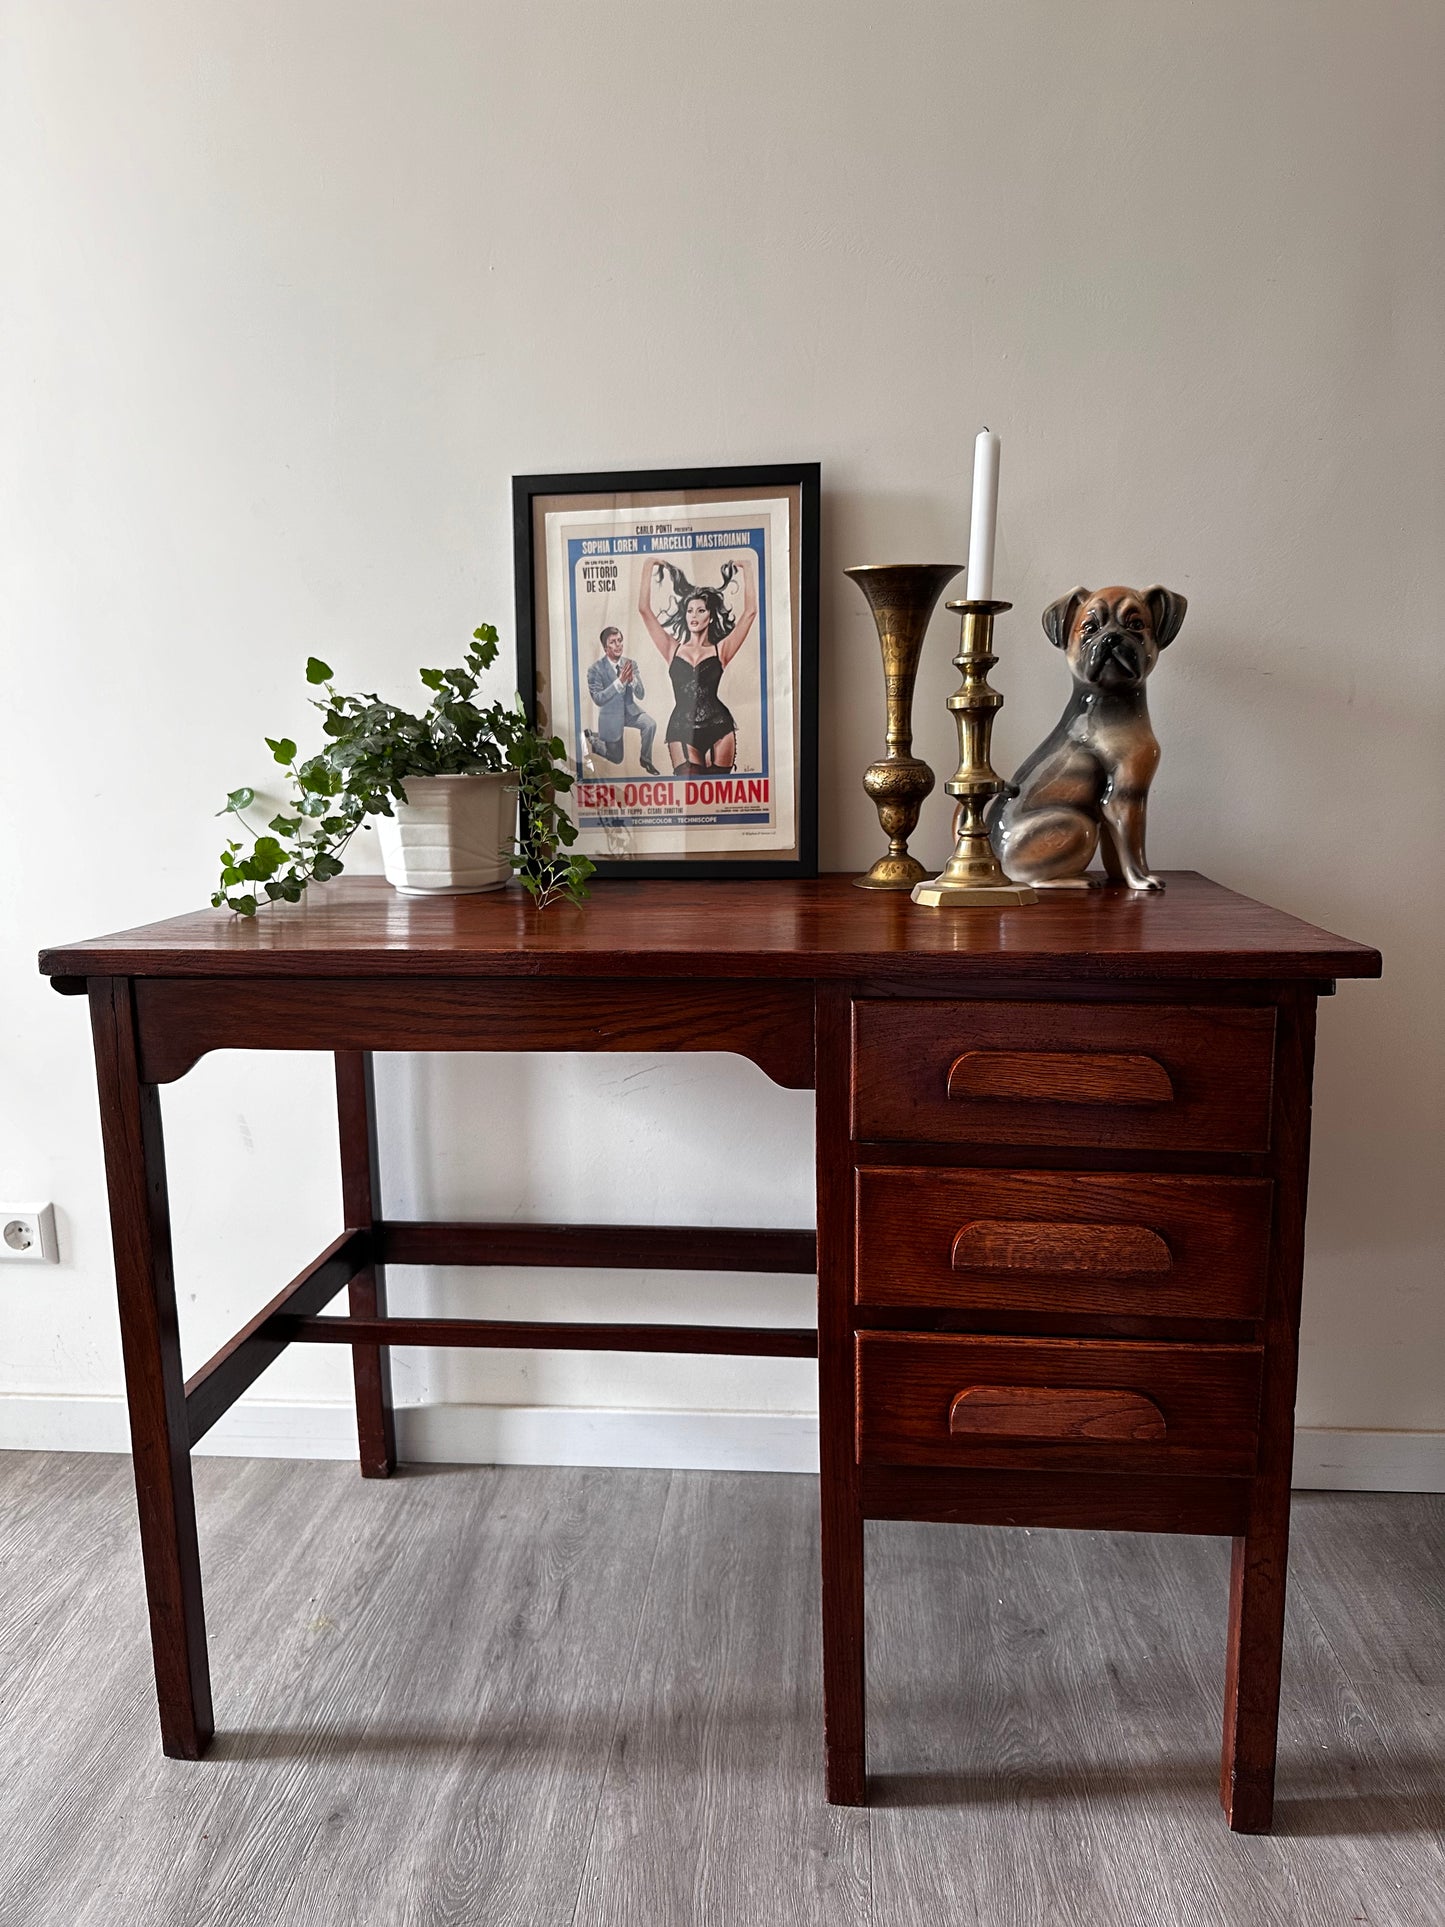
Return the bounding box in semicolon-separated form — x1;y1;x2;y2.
374;771;517;895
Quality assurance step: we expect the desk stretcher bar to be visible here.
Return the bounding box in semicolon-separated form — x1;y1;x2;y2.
183;1220;819;1448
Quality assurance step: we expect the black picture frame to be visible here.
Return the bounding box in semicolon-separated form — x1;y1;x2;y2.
513;462;819;880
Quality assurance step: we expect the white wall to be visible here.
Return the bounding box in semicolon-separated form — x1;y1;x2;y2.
3;1;1440;1482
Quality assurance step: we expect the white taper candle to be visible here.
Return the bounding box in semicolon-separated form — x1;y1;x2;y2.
966;426;1001;603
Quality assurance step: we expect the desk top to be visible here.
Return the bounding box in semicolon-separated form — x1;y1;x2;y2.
40;873;1379;988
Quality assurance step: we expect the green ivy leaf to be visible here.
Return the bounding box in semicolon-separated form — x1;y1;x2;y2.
266;736;297;765
306;657;333;684
312;854;344;880
245;836;284;880
222;787;255;812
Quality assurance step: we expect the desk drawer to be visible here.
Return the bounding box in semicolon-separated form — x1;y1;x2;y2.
855;1331;1262;1477
852;1001;1275;1153
855;1169;1273;1320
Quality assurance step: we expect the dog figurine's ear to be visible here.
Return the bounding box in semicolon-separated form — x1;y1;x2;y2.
1144;585;1188;649
1042;587;1089;650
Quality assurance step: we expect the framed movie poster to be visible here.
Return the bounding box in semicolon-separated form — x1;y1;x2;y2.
513;463;819;879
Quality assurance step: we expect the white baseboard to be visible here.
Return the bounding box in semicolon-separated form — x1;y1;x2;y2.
0;1394;820;1474
2;1396;1443;1491
0;1393;358;1460
397;1402;819;1472
1288;1427;1445;1494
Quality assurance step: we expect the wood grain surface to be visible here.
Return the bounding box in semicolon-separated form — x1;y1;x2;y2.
815;983;868;1806
87;977;212;1760
855;1331;1264;1477
572;1472;871;1926
335;1050;396;1478
1220;986;1319;1831
130;976;817;1090
949;1218;1175;1272
947;1382;1169;1441
855;1168;1273;1321
859;1463;1252;1535
853;999;1278;1152
3;1456;1439;1927
283;1313;817;1357
946;1047;1176;1104
377;1220;817;1273
38;871;1380;986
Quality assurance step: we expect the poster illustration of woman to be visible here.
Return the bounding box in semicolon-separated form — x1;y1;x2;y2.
635;550;759;776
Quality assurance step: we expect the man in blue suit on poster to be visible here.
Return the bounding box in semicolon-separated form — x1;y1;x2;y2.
585;625;659;773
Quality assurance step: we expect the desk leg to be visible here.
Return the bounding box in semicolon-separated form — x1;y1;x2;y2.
1221;1497;1291;1832
336;1051;396;1478
816;987;866;1804
1221;987;1315;1834
89;978;214;1759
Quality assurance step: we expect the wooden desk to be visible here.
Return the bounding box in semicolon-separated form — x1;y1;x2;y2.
39;873;1379;1831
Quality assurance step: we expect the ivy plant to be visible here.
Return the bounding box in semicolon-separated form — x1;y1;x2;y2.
212;624;593;914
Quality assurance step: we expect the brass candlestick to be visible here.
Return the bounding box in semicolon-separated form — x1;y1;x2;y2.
911;599;1038;908
844;562;964;889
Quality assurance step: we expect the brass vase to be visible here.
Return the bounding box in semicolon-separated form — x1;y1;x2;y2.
844;562;964;889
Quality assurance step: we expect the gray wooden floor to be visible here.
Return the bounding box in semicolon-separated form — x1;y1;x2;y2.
2;1453;1441;1927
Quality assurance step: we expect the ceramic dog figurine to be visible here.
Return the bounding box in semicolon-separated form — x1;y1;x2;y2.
990;584;1187;890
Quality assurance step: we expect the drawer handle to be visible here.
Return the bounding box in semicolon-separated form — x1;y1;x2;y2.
948;1384;1168;1442
947;1050;1175;1106
951;1220;1172;1274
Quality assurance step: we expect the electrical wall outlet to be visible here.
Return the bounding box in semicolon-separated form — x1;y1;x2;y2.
1;1204;59;1263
